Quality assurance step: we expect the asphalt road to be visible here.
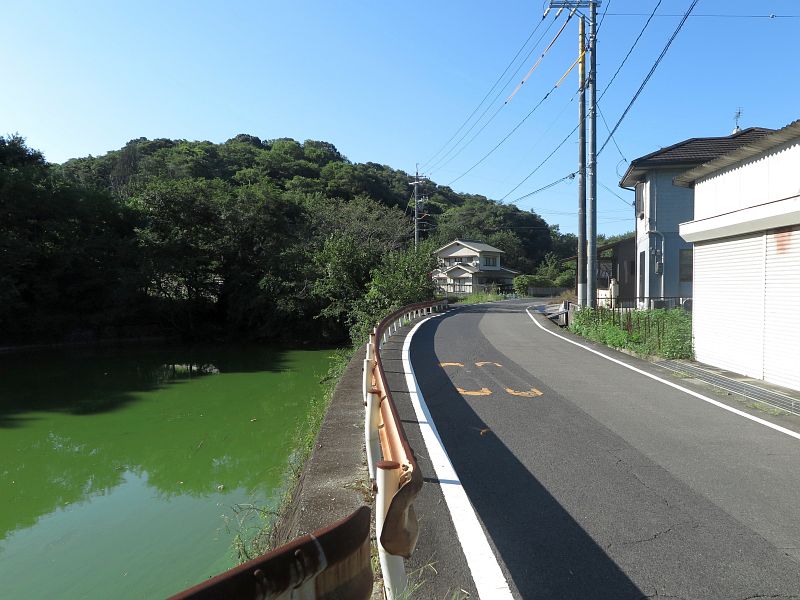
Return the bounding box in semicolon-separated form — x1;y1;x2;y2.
403;299;800;599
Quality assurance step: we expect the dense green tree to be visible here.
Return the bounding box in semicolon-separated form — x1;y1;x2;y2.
3;132;575;345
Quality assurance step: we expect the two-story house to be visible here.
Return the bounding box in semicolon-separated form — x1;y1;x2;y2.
620;127;774;306
431;240;519;294
677;119;800;392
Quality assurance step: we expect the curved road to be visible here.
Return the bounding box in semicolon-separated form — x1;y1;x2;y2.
401;299;800;599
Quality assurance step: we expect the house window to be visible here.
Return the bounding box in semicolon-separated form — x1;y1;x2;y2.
679;248;693;282
484;256;496;267
635;183;644;219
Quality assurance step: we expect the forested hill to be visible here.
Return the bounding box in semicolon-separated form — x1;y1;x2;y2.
1;134;571;345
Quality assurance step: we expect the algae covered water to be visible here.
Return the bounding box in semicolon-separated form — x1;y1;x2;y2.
0;344;333;599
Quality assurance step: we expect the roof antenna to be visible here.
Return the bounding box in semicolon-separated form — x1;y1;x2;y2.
732;107;743;134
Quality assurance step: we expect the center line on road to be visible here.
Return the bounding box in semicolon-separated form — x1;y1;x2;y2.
403;317;514;600
525;306;800;442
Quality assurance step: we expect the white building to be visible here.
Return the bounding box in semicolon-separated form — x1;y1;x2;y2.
677;119;800;391
431;240;519;295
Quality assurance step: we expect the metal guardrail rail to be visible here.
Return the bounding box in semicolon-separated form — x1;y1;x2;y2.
168;506;372;600
363;299;449;599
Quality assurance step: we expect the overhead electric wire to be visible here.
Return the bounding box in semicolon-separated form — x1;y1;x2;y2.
501;113;581;201
602;12;798;18
598;0;662;102
597;0;612;30
420;14;550;171
501;0;661;205
427;10;571;175
599;181;632;206
598;0;700;156
506;11;575;103
425;14;563;174
598;104;626;161
447;52;583;187
509;171;577;203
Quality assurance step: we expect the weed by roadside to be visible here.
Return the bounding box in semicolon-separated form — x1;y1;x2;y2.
570;307;692;359
456;291;503;304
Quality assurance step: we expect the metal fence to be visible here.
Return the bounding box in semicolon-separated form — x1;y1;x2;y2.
596;295;691;310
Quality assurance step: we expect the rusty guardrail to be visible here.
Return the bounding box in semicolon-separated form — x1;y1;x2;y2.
363;299;449;598
168;506;372;600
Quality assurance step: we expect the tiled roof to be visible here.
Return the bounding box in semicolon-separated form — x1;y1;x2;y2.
434;239;505;254
675;119;800;187
620;128;775;188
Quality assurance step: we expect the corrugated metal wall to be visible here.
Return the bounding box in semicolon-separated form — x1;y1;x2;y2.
763;226;800;390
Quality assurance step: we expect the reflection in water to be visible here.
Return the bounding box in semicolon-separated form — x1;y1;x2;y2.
0;344;333;599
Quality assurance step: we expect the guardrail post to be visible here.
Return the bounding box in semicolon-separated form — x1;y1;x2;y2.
376;461;407;599
364;385;381;481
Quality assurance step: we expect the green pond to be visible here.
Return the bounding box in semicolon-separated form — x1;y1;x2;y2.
0;344;334;599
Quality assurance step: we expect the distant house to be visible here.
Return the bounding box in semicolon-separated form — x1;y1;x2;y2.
677;119;800;392
620;127;774;306
432;240;519;294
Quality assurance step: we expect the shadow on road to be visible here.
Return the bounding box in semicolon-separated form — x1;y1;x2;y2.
412;315;644;599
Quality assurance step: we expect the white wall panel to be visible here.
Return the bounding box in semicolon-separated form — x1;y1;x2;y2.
763;226;800;390
693;234;765;379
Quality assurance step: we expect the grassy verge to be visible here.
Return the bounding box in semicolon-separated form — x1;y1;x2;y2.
569;307;693;359
455;291;503;304
229;347;353;562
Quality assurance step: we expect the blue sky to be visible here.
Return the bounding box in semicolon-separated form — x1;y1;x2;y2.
3;0;798;235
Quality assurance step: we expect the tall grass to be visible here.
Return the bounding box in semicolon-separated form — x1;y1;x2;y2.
456;291;503;304
569;307;693;359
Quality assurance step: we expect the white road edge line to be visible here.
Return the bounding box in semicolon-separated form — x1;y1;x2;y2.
525;306;800;442
403;316;514;600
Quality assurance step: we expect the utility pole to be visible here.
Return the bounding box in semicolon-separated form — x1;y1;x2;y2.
577;15;587;307
587;0;598;308
409;166;427;249
548;0;599;307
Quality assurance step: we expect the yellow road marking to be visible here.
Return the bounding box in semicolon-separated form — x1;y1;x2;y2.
439;362;464;367
475;361;503;368
457;387;492;396
505;387;543;397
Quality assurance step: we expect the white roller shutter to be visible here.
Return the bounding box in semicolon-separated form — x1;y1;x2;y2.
763;226;800;390
693;233;765;379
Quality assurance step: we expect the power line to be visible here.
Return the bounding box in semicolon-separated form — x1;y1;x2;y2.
597;0;612;30
419;15;550;171
598;0;662;102
447;54;582;188
509;170;577;203
425;13;564;174
599;181;632;205
442;18;580;185
602;12;799;18
598;0;700;157
500;0;657;204
501;110;582;201
597;104;626;161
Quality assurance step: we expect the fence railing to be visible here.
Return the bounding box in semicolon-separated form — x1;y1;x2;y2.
596;295;692;310
168;506;372;600
363;299;449;598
